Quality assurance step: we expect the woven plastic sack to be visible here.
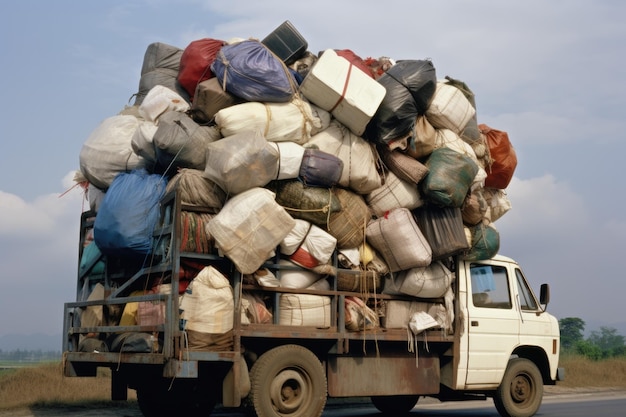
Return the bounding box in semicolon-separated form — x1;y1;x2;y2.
308;120;382;194
138;85;189;122
269;180;342;228
366;170;424;217
279;294;331;327
380;148;429;185
426;81;475;135
79;115;146;190
204;130;279;195
179;266;234;334
384;261;453;299
344;296;379;331
483;188;512;222
365;208;432;273
463;221;500;261
211;39;297;103
421;147;479;208
206;188;296;274
165;168;226;211
289;224;337;268
327;187;371;249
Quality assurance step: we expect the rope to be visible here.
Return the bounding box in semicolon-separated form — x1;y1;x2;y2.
330;63;353;113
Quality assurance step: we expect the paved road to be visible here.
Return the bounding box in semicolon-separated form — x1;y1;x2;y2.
3;388;625;417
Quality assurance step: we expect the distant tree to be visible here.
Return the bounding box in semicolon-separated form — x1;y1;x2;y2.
559;317;585;350
588;326;625;358
575;339;603;360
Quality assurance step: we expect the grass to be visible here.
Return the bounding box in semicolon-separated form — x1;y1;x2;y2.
557;354;626;388
0;362;135;411
0;355;625;411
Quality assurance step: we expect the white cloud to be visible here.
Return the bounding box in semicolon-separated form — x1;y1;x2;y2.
497;175;587;237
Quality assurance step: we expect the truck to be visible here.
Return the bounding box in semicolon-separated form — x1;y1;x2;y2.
62;184;563;417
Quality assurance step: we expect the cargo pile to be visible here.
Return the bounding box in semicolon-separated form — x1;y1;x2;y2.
75;21;517;351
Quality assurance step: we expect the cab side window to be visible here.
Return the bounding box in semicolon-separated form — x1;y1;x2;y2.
516;269;538;310
470;264;512;309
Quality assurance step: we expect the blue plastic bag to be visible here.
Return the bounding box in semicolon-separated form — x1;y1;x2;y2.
94;169;167;258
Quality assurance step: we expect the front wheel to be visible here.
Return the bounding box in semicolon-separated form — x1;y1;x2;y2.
371;395;419;415
493;358;543;417
248;344;327;417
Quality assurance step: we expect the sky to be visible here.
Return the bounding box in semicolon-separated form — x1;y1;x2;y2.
1;0;625;342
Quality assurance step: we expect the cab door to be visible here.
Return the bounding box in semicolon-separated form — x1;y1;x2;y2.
464;260;519;386
515;268;555;350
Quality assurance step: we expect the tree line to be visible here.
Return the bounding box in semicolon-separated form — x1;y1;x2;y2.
0;349;61;363
559;317;626;360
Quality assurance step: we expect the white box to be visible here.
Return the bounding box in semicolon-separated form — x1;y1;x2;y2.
300;49;386;136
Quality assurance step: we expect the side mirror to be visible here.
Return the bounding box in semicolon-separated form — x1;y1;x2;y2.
539;283;550;307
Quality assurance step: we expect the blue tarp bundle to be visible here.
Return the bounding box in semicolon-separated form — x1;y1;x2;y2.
211;39;297;103
94;169;167;258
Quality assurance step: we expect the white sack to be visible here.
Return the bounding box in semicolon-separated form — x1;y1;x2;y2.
384;261;453;298
79;115;146;189
179;266;234;334
207;188;296;274
426;81;476;135
308;120;382;194
215;97;330;144
279;294;331;327
138;85;190;122
280;219;311;256
271;141;306;180
204;130;279;195
366;170;424;217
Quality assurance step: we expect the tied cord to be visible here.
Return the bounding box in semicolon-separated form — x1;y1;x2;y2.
281;189;334;228
330;62;353;113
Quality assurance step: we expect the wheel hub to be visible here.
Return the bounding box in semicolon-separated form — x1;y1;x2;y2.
270;369;308;413
511;375;531;403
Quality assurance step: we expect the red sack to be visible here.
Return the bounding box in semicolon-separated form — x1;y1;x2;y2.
479;124;517;189
335;49;374;79
178;38;225;98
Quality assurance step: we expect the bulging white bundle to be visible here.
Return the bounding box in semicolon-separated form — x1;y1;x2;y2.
308;120;382;194
79;115;146;189
138;85;189;122
215;96;330;144
426;81;476;135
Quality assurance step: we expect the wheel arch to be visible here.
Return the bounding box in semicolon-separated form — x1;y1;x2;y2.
511;345;551;385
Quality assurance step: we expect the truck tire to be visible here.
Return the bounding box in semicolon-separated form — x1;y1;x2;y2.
136;377;216;417
371;395;419;415
248;344;327;417
493;358;543;417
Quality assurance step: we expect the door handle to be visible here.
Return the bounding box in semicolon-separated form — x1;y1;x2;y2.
471;321;479;327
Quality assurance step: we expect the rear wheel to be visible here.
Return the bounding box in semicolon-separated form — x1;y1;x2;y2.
493;358;543;417
371;395;419;415
248;344;327;417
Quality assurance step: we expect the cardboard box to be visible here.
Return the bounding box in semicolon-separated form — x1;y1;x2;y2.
300;49;386;136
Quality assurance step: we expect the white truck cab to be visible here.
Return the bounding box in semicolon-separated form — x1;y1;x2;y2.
445;254;563;417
